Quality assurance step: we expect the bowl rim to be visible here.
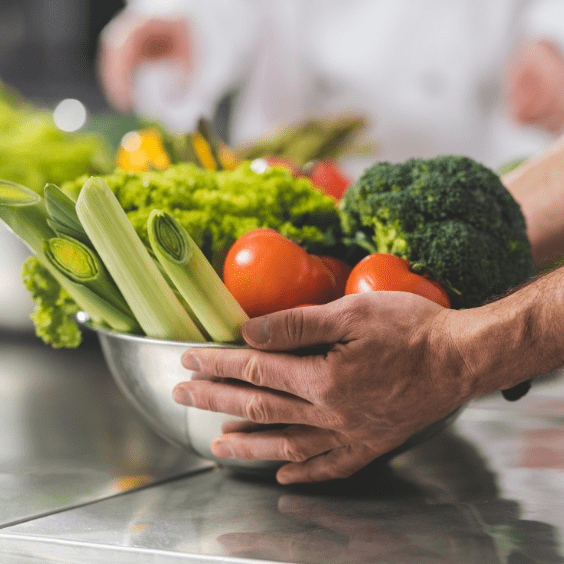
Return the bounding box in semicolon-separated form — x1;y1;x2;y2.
76;312;250;349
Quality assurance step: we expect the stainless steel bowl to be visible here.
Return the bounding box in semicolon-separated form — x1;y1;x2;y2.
84;316;464;473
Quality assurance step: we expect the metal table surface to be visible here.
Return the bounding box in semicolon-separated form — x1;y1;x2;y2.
0;330;212;529
1;333;564;563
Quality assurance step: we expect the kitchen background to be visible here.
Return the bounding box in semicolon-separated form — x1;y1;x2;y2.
0;0;123;110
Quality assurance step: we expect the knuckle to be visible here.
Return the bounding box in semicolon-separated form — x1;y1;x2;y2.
204;354;230;380
280;439;310;463
328;412;351;431
284;308;306;342
244;392;271;424
327;462;357;480
242;354;264;387
341;293;375;325
191;393;218;413
315;364;342;405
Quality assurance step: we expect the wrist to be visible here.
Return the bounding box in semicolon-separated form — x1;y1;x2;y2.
452;268;564;398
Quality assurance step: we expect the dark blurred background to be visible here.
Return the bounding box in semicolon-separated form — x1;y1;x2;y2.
0;0;124;110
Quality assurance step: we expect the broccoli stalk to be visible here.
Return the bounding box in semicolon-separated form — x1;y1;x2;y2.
339;156;536;309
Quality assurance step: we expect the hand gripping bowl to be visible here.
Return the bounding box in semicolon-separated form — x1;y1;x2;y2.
82;315;465;473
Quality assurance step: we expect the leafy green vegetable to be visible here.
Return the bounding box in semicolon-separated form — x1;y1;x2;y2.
16;162;342;346
339;156;536;308
75;177;205;342
21;256;82;348
0;80;112;193
0;179;140;345
62;162;343;273
148;210;249;343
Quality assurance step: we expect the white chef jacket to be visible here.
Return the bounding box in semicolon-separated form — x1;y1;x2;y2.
125;0;564;175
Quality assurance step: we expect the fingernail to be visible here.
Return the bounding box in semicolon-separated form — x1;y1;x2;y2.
172;387;193;406
182;354;201;372
243;316;270;345
212;440;235;459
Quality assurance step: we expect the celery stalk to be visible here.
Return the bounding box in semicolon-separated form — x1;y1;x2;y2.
148;209;249;343
44;236;140;333
75;177;206;342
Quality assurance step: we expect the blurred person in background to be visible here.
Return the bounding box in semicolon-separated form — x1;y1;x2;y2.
98;0;564;176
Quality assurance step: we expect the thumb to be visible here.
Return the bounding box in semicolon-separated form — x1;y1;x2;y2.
242;299;350;351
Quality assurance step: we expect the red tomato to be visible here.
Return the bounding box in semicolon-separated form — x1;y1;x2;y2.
345;253;450;308
223;229;335;317
264;156;301;176
316;255;353;300
302;160;351;200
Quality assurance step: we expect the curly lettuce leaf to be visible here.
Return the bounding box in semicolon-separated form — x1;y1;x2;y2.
62;162;343;273
21;256;82;348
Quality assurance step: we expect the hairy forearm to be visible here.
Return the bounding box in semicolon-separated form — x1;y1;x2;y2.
452;266;564;398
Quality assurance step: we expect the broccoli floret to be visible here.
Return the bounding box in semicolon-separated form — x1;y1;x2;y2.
339;156;536;309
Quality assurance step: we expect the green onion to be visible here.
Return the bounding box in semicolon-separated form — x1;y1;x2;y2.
43;236;140;333
75;177;206;342
148;209;249;343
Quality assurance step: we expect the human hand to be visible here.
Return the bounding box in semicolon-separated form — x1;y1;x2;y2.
505;39;564;134
173;292;475;484
97;11;192;112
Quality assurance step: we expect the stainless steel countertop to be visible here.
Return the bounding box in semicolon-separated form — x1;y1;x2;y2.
1;332;564;563
0;330;212;530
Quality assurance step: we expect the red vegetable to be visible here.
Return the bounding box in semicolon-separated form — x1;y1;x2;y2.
223;229;334;317
316;255;352;300
264;156;301;176
302;160;351;200
345;253;450;308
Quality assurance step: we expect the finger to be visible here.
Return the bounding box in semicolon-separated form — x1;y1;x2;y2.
242;296;358;351
220;419;273;433
189;371;226;383
181;346;327;401
173;380;326;426
276;441;398;484
210;425;343;462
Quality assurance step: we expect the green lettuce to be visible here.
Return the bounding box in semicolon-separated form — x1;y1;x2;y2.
23;162;342;347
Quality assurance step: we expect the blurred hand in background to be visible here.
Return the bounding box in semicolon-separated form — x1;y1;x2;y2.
98;12;192;113
506;38;564;134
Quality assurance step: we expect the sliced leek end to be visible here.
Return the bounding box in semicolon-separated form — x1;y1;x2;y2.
0;179;41;206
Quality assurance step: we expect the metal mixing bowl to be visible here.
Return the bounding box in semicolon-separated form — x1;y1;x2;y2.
82;314;464;473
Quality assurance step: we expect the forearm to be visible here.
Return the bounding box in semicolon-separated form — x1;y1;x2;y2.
452;266;564;398
503;135;564;267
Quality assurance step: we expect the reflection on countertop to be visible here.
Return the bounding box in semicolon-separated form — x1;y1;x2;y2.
2;422;564;563
0;330;212;529
1;330;564;563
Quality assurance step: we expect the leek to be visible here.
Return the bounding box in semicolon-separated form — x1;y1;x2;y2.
75;177;206;342
44;236;140;333
148;209;249;343
44;183;90;245
0;179;54;253
0;179;141;331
